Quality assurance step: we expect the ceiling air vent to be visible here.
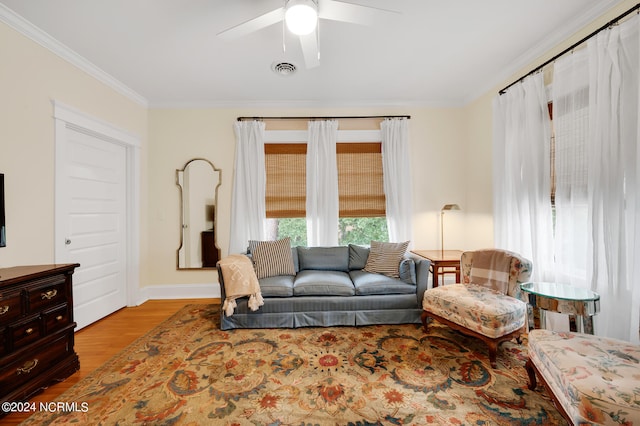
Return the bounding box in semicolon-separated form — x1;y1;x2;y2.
272;61;297;76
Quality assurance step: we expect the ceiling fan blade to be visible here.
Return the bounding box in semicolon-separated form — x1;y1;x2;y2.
217;7;285;40
299;32;320;69
317;0;399;26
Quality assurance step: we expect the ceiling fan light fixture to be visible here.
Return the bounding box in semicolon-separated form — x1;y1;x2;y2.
285;0;318;36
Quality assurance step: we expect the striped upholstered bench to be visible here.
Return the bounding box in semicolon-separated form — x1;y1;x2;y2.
526;329;640;425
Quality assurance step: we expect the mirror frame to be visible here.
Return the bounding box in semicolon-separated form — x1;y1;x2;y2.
176;158;221;270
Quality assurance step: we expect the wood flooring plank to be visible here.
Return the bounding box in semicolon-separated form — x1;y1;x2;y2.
2;299;218;425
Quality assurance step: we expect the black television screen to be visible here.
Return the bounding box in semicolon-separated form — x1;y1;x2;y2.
0;173;5;247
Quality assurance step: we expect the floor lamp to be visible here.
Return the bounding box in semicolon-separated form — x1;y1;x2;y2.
441;204;460;256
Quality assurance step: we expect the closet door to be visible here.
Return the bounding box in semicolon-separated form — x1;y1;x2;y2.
55;126;128;329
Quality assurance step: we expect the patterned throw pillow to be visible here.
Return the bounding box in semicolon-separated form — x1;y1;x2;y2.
363;240;409;278
252;238;296;279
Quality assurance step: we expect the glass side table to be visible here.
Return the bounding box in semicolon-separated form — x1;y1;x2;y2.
520;282;600;334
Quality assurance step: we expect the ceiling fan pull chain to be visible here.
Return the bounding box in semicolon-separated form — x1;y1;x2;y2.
282;15;286;52
316;15;320;60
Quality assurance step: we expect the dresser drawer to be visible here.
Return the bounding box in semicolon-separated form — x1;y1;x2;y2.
9;315;41;351
43;304;71;334
0;334;71;396
26;275;67;313
0;288;23;325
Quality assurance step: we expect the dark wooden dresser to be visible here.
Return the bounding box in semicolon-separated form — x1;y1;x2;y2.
201;229;219;267
0;264;80;409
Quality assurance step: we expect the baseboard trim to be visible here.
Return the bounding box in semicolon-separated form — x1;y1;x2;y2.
135;283;220;306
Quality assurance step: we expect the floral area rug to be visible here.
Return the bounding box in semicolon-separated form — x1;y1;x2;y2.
21;304;565;425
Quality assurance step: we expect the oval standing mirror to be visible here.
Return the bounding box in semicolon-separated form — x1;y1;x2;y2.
177;159;221;269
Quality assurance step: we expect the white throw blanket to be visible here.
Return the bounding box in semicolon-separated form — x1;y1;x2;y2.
217;254;264;316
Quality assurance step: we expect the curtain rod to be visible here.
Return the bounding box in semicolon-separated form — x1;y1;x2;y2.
499;2;640;95
236;115;410;121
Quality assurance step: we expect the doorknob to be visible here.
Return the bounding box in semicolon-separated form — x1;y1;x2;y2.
65;238;71;245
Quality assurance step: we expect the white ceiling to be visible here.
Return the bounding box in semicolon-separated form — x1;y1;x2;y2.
0;0;623;108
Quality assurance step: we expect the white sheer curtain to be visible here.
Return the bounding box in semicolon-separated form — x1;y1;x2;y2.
585;15;640;341
551;50;592;332
545;14;640;341
306;120;339;246
229;121;266;254
552;49;590;290
380;118;413;243
492;73;554;281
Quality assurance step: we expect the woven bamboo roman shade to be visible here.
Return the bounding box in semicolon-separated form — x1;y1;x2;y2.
265;143;306;218
265;142;385;218
337;142;385;217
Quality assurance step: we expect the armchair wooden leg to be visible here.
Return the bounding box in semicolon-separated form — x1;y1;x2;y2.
525;359;537;390
487;343;498;369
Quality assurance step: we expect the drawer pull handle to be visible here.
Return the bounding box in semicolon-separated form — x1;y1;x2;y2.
16;359;38;375
25;328;34;335
56;315;64;321
42;289;58;300
0;305;8;315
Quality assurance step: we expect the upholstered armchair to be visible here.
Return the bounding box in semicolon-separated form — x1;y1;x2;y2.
421;248;532;368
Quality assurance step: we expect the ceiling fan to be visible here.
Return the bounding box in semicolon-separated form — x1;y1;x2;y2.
217;0;398;69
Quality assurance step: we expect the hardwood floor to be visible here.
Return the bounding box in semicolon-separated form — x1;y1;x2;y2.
3;298;218;425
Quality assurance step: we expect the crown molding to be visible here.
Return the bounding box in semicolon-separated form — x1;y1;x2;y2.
149;97;463;110
0;4;148;108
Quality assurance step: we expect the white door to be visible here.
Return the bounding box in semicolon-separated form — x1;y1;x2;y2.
56;127;128;330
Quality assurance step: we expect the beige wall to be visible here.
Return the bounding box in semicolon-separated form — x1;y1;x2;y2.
0;22;148;277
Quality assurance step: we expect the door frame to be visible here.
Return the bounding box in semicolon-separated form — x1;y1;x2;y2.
53;100;141;307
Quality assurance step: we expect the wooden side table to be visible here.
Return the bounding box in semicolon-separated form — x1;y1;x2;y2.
410;250;463;288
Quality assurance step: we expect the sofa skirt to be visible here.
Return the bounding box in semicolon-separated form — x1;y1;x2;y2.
220;294;422;330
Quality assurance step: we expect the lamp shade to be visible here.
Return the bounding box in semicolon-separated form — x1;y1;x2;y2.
285;0;318;35
441;204;461;212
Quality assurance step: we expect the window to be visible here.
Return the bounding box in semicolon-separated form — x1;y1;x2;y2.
548;86;590;281
265;143;306;218
264;139;388;246
264;143;308;245
336;142;387;245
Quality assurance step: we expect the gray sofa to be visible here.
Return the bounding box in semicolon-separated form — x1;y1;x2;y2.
217;244;430;330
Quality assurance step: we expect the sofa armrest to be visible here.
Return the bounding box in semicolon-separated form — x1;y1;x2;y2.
413;258;430;305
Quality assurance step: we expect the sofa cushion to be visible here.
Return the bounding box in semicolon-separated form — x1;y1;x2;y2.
293;270;355;296
350;270;416;296
363;240;409;278
297;246;349;272
252;238;296;279
348;244;370;270
258;275;295;297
